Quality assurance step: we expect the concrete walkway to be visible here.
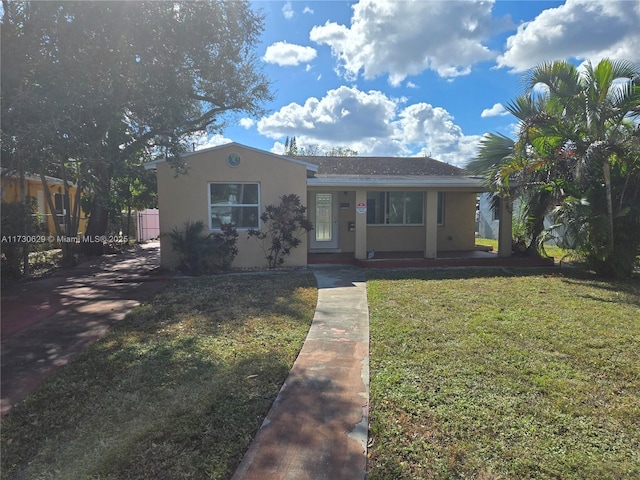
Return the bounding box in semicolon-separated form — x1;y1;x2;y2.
232;265;370;480
1;242;169;416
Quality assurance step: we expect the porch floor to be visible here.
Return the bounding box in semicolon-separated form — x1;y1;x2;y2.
307;250;554;268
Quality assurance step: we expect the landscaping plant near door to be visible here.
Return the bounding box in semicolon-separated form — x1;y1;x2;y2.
248;193;313;268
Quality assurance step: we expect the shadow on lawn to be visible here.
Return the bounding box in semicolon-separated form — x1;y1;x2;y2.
367;266;640;308
1;272;318;480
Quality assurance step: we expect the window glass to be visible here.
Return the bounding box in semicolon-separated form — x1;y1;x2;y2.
210;183;259;229
366;191;424;225
405;192;424;224
367;192;385;224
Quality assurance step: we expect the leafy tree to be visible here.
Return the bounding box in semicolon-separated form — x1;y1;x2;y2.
469;58;640;277
247;194;313;268
1;1;272;260
283;136;358;156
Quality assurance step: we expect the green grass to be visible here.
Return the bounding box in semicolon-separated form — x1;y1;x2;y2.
367;268;640;480
476;237;572;264
1;272;317;480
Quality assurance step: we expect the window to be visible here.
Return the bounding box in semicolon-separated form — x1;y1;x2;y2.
367;191;424;225
437;191;444;226
54;192;69;218
209;183;259;229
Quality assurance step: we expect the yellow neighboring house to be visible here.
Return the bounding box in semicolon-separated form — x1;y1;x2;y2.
1;170;88;236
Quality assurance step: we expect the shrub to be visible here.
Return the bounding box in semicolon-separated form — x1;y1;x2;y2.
247;193;313;268
167;220;237;274
1;199;42;283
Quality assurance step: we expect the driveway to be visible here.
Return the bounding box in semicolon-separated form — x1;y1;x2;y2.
1;242;170;416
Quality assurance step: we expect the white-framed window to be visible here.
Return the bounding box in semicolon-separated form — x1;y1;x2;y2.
366;191;424;225
365;191;444;226
209;182;260;229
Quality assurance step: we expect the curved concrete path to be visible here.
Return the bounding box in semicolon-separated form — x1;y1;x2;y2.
232;265;369;480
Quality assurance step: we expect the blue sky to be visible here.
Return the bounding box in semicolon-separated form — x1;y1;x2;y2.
197;0;640;167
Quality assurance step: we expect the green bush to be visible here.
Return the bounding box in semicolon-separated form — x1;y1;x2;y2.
1;199;42;282
247;193;313;268
167;220;238;274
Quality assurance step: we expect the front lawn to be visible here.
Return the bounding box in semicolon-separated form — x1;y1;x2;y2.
367;268;640;479
475;237;572;264
1;272;317;480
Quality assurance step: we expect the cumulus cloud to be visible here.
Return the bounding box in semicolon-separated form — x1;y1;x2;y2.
481;103;509;118
192;133;233;151
282;1;294;20
257;86;480;166
263;41;317;67
303;6;314;15
309;0;510;85
239;118;255;129
498;0;640;72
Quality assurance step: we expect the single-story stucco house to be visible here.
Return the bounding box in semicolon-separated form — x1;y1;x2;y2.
146;142;515;269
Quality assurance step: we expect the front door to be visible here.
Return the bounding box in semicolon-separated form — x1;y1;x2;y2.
310;192;338;249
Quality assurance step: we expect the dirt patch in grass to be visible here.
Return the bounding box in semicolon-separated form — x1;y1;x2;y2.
1;272;317;480
367;268;640;480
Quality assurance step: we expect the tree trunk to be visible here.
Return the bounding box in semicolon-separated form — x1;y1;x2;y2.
603;160;615;255
81;159;111;256
19;165;31;279
82;199;109;255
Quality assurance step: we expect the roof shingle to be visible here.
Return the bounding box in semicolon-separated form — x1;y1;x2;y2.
304;156;466;177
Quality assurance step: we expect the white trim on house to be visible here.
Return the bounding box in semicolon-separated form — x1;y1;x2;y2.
307;175;485;190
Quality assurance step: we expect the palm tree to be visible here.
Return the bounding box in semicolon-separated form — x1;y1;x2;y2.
467;96;563;255
471;58;640;276
524;58;640;277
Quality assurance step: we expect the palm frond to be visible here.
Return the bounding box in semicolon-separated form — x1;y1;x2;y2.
465;133;515;174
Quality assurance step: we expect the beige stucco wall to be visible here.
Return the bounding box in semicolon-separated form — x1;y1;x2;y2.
336;191;357;252
437;192;477;251
157;145;310;269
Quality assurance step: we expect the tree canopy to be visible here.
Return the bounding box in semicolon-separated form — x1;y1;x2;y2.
1;0;272;258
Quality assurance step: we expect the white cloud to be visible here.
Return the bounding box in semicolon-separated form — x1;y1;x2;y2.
191;133;233;151
406;81;418;89
282;1;294;20
310;0;510;85
481;103;509;118
239;118;255;129
303;6;314;15
498;0;640;72
257;86;480;167
263;41;317;67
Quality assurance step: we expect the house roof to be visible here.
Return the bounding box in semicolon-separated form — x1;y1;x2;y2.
1;168;76;188
307;156;466;177
304;156;485;190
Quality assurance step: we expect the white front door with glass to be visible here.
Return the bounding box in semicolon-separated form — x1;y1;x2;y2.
310;192;338;249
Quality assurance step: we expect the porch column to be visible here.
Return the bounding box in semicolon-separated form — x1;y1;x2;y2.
497;195;513;257
354;188;367;260
424;190;438;259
